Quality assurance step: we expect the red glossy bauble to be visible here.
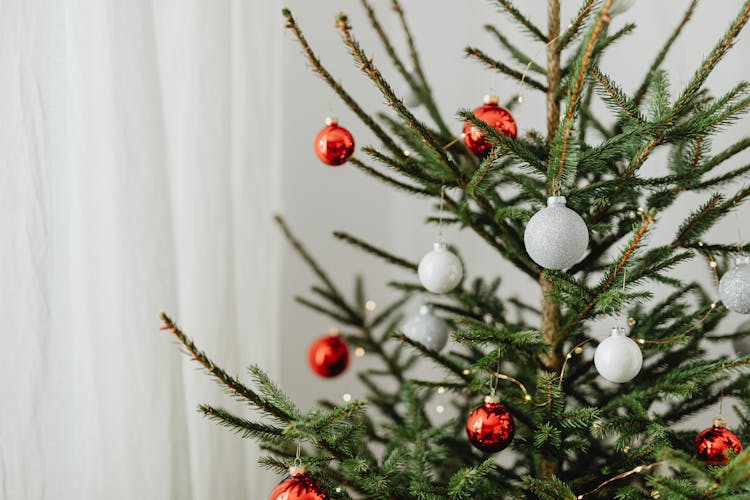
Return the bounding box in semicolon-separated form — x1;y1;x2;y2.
308;333;350;378
465;395;515;453
695;418;743;466
314;117;355;166
463;95;517;157
270;467;328;500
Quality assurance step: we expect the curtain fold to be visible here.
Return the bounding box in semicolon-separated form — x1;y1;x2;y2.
0;1;282;498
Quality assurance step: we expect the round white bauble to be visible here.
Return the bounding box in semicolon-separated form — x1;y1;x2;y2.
418;242;463;294
610;0;636;16
594;327;643;384
524;196;589;270
732;319;750;357
719;255;750;314
402;305;450;352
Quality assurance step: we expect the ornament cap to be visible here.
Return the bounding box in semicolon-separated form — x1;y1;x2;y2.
610;326;627;337
734;255;750;266
328;327;341;338
433;241;448;251
547;196;567;207
483;94;499;105
713;417;727;428
289;464;307;476
485;394;501;404
419;304;432;315
325;116;339;126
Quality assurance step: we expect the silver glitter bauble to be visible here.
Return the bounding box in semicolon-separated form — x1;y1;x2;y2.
610;0;636;16
594;327;642;384
732;319;750;357
524;196;589;270
402;305;450;352
719;256;750;314
418;241;463;294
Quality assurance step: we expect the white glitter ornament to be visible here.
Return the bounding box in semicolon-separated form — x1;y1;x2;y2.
594;327;643;383
524;196;589;270
719;255;750;314
732;319;750;357
418;241;463;294
402;305;450;352
610;0;636;16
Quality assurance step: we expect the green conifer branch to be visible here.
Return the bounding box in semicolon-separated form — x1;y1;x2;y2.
464;47;548;92
492;0;548;43
484;24;545;74
332;231;418;271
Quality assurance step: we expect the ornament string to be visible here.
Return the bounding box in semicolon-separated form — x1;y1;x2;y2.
437;186;445;242
734;200;744;253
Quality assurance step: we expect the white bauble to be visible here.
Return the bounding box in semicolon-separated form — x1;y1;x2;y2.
610;0;636;16
719;256;750;314
402;305;450;352
594;327;643;383
732;319;750;357
524;196;589;270
418;242;463;294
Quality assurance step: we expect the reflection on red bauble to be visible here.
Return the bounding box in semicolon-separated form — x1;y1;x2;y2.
269;466;328;500
308;332;350;378
465;395;515;453
695;418;743;466
463;95;517;157
314;117;355;166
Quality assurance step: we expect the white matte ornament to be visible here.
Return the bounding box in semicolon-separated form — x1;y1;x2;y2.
594;327;643;383
719;256;750;314
402;305;450;352
732;319;750;357
610;0;636;16
418;241;463;294
524;196;589;270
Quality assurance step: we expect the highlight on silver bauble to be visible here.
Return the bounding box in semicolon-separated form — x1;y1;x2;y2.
524;196;589;270
594;326;643;384
418;241;463;294
719;255;750;314
402;305;450;352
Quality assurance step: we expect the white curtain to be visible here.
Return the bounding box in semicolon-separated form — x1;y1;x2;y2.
0;1;283;498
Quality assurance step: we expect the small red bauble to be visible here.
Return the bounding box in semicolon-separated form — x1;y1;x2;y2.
308;331;350;378
314;117;355;166
465;395;515;453
463;95;517;157
270;465;328;500
695;418;743;466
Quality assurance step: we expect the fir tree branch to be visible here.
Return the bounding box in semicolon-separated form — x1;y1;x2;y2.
332;231;418;271
492;0;548;43
673;1;750;116
484;24;545;74
334;14;465;185
464;47;547;92
349;157;433;196
553;0;615;194
282;9;402;157
558;0;595;50
160;313;293;421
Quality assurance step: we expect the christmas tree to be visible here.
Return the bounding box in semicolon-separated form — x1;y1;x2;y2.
160;1;750;497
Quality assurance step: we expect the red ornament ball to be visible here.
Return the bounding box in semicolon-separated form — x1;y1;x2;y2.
270;466;328;500
465;395;515;453
463;95;517;156
314;117;355;166
695;418;743;466
308;332;350;378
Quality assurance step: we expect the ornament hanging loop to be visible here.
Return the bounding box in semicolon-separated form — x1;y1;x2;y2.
294;443;303;466
438;186;446;243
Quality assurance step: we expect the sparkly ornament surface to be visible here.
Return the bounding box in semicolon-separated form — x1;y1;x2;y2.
732;319;750;357
695;418;743;466
402;305;450;352
465;395;515;453
594;327;642;383
308;333;349;378
270;466;328;500
463;95;517;156
418;241;463;294
524;196;589;270
314;117;355;166
719;256;750;314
